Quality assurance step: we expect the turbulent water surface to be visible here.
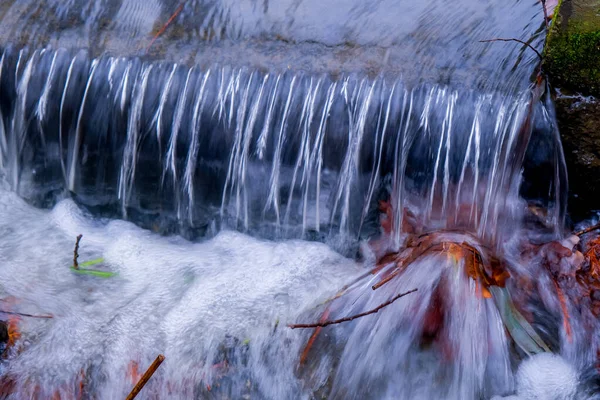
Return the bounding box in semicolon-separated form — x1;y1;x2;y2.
0;0;596;399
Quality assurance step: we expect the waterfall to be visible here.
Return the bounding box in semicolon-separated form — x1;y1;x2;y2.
0;47;566;244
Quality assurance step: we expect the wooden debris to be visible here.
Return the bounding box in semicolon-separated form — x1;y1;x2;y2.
540;0;549;29
575;222;600;237
0;310;52;319
125;354;165;400
73;234;83;270
146;3;185;54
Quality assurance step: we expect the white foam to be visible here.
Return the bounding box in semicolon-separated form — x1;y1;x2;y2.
0;188;361;398
492;353;579;400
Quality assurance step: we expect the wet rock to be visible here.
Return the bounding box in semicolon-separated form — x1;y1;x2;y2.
544;0;600;218
554;94;600;219
0;320;7;345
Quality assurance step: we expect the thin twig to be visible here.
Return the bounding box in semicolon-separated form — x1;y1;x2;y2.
288;288;418;329
479;38;543;61
146;3;185;54
540;0;549;29
73;234;83;270
575;222;600;237
0;310;53;319
125;354;165;400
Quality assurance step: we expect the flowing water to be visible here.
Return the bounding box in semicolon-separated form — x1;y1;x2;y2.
0;0;596;399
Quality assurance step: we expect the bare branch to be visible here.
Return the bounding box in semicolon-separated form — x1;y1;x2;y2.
540;0;550;30
289;288;418;329
479;38;543;61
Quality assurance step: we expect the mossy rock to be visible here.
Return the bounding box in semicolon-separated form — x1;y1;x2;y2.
544;0;600;95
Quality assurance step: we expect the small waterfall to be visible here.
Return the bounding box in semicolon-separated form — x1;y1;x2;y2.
0;47;566;244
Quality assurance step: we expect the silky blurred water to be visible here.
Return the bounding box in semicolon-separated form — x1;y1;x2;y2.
0;0;545;89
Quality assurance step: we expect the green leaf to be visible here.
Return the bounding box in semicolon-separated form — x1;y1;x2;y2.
70;267;117;278
489;286;551;355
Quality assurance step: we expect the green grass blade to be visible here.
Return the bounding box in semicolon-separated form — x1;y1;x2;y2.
78;258;105;268
70;267;117;278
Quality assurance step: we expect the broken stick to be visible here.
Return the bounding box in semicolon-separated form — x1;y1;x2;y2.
146;3;185;54
0;310;53;319
125;354;165;400
289;288;418;329
73;234;83;270
575;222;600;237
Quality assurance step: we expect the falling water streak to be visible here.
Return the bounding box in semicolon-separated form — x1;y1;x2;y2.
68;59;99;192
58;55;81;185
284;77;322;229
441;92;457;214
221;70;249;226
119;62;132;113
470;105;482;226
478;102;507;238
541;90;568;231
0;52;7;167
36;50;60;123
308;80;337;233
427;88;448;220
14;49;26;92
330;77;362;233
419;86;436;134
282;76;314;229
231;71;255;228
184;68;212;225
35;50;62;148
264;75;297;227
360;81;396;233
151;63;178;158
213;67;228;124
331;78;376;234
226;70;241;130
297;78;324;222
237;73;268;229
118;64;154;216
391;88;417;248
455;96;485;224
9;50;39;191
255;73;281;161
490;97;529;233
479;98;526;241
165;67;195;220
163;67;193;187
107;56;118;92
